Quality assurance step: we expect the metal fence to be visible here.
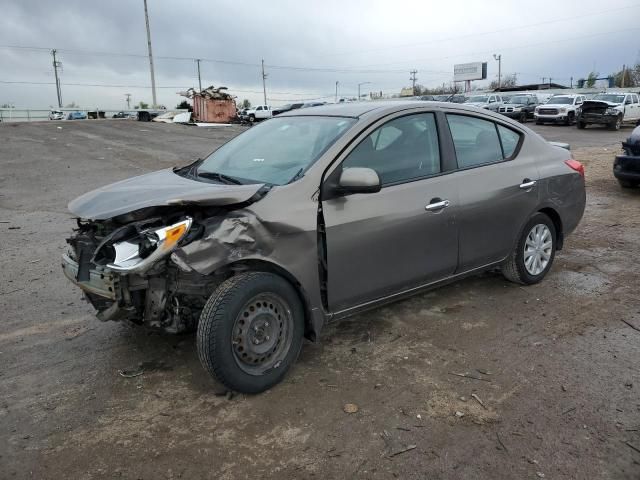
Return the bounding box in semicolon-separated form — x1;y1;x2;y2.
0;109;137;123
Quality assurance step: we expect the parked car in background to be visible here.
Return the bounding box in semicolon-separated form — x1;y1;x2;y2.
300;102;327;108
62;101;585;394
49;110;65;120
498;94;540;123
577;92;640;130
112;111;134;119
447;94;467;104
67;111;87;120
534;95;586;126
245;105;272;122
613;124;640;188
272;103;305;116
464;94;504;112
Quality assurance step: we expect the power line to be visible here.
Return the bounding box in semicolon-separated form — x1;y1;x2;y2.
310;2;640;59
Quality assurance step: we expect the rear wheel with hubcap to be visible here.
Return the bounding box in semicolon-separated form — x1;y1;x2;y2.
502;212;557;285
197;272;304;393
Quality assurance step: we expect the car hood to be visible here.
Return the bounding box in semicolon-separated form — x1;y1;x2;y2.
581;100;620;108
68;168;265;220
464;102;486;107
540;103;572;108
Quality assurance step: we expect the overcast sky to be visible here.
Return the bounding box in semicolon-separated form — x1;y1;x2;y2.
1;0;639;109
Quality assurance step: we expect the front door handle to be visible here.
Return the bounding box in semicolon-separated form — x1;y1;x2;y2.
519;179;537;190
425;199;450;212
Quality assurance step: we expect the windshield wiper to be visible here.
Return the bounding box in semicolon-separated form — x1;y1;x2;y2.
288;167;305;184
196;171;244;185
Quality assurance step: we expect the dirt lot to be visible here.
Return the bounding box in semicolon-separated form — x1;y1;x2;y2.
1;119;639;479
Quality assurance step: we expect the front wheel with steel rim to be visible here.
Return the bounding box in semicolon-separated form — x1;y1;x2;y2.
502;212;557;285
197;272;304;393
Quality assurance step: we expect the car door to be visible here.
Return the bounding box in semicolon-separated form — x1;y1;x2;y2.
321;111;459;312
630;94;640;120
443;113;540;271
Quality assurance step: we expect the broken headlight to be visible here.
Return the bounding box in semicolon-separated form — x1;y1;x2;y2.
106;218;192;273
606;107;619;115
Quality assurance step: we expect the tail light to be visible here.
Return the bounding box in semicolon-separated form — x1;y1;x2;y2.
564;159;585;178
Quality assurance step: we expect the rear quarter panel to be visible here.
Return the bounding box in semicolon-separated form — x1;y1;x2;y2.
535;144;586;237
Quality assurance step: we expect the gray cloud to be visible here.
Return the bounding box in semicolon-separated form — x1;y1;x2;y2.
1;0;639;109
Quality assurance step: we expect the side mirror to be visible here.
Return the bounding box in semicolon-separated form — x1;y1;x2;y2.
338;167;381;194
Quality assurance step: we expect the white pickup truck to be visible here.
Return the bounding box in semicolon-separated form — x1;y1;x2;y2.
245;105;272;122
576;92;640;130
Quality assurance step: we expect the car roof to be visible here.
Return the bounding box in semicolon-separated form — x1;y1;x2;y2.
280;100;502;119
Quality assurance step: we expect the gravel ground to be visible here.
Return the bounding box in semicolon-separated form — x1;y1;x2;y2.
1;119;639;480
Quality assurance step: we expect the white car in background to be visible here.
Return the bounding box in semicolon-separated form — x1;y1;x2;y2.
464;94;504;112
49;110;65;120
534;94;586;126
577;92;640;130
245;105;272;122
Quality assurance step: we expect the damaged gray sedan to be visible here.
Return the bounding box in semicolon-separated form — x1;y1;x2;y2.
62;101;586;393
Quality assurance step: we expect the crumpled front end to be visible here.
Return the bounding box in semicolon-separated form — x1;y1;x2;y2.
62;214;221;333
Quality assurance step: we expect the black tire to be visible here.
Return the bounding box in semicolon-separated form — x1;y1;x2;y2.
535;120;542;125
618;179;638;189
502;212;557;285
519;111;527;123
565;112;575;126
577;121;586;129
197;272;304;394
609;115;623;131
249;114;256;123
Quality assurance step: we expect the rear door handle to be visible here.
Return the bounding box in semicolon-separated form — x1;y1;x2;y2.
425;199;450;212
519;179;537;189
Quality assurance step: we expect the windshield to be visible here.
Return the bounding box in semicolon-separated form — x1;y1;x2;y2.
593;94;625;104
507;96;530;104
466;96;488;103
197;116;356;185
547;96;573;105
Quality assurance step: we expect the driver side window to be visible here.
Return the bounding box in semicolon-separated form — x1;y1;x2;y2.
342;113;441;186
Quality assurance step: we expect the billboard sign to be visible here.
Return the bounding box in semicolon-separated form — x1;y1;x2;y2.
454;62;488;82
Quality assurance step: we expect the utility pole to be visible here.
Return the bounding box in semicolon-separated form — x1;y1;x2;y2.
125;93;131;109
261;59;268;105
196;59;202;92
410;69;418;95
493;54;502;90
52;49;63;108
357;81;371;101
335;81;339;102
143;0;157;107
570;76;573;88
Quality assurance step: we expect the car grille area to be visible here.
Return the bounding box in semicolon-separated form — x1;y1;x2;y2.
538;108;558;115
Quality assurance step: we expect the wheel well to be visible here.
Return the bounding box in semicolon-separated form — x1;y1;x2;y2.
539;207;564;250
225;259;316;341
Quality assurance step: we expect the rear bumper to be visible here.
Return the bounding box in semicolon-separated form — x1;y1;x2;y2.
614;155;640;181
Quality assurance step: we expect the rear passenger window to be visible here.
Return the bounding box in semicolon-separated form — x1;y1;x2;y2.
497;125;520;158
446;115;503;168
342;113;440;185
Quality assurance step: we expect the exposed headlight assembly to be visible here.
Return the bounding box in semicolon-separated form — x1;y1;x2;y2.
605;107;619;115
559;108;567;113
107;218;192;273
